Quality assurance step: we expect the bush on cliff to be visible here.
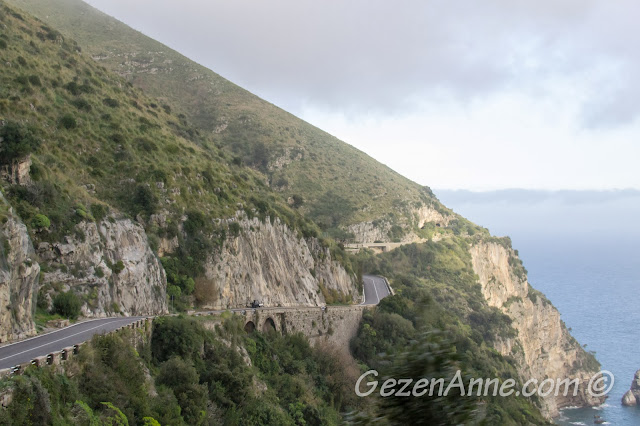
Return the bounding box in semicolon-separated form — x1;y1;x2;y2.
0;121;40;163
52;291;81;320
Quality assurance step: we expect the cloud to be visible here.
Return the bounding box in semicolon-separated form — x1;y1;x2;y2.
83;0;640;127
78;0;640;190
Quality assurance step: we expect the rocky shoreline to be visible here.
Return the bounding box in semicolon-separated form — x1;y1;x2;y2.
622;370;640;406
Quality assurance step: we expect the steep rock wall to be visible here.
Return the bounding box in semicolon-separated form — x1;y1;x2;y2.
38;218;167;317
0;199;40;343
470;241;603;418
200;215;358;309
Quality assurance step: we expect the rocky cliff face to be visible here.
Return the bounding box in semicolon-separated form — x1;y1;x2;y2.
622;370;640;406
0;196;40;343
346;221;391;244
199;214;358;309
347;203;451;244
38;218;167;317
470;241;603;418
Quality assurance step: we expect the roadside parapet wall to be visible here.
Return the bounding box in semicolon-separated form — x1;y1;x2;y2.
0;318;150;388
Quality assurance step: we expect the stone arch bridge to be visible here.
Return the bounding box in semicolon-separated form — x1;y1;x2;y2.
197;306;368;347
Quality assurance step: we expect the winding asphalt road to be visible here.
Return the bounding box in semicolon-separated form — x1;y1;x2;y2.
0;317;145;370
362;275;391;305
0;275;391;370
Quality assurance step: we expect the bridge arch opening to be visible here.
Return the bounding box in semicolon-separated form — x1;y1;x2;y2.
244;321;256;333
262;317;276;334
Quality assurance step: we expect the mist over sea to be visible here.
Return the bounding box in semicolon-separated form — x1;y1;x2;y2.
436;189;640;425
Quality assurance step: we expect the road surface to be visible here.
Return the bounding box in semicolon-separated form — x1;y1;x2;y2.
0;275;391;370
362;275;391;305
0;316;145;370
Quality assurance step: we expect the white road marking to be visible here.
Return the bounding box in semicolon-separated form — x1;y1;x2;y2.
0;316;122;350
0;318;134;363
371;277;380;304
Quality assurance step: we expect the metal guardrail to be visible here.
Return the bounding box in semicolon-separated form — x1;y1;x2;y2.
380;275;395;296
0;318;150;381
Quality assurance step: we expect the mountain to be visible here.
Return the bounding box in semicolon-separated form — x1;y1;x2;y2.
0;2;358;339
5;0;451;244
0;1;606;422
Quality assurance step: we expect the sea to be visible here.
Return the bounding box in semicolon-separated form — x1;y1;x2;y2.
436;189;640;426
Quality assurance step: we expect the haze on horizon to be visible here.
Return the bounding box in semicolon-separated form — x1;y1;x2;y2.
84;0;640;191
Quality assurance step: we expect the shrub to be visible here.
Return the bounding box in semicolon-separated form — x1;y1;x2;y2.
28;75;42;86
110;260;125;274
64;81;80;95
60;114;77;130
135;137;157;152
32;214;51;229
229;221;241;237
156;357;208;424
15;75;29;85
0;121;40;163
103;98;120;108
291;194;304;208
52;291;82;319
71;98;92;111
0;40;7;49
90;203;108;222
132;184;157;216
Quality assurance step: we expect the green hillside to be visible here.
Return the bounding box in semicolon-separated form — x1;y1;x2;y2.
6;0;447;240
0;3;348;307
0;3;603;424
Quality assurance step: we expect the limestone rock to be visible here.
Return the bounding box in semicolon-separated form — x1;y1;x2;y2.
623;390;637;406
346;203;450;244
470;241;605;419
0;155;32;186
621;370;640;406
0;194;40;343
346;221;391;244
200;214;358;309
38;218;167;317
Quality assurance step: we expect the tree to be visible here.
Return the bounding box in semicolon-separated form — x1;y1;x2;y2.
133;184;156;216
0;121;40;163
376;331;478;425
156;357;208;425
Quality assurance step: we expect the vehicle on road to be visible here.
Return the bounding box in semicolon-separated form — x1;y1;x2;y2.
248;300;264;308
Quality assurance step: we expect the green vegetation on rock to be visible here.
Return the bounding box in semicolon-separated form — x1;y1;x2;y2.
0;316;362;425
349;240;549;425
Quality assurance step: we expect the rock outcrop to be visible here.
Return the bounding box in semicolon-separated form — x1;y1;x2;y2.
347;203;451;244
470;240;604;418
622;370;640;406
413;204;450;229
0;155;32;186
0;195;40;343
38;218;167;317
346;221;391;244
200;214;358;309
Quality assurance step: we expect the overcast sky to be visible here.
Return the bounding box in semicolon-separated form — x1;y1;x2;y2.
85;0;640;190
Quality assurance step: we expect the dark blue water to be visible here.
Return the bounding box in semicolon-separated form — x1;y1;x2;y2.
436;190;640;425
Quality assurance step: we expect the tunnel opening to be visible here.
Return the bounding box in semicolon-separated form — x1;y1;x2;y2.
244;321;256;333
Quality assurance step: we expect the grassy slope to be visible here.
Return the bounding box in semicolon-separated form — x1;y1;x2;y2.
0;3;328;277
7;0;444;237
